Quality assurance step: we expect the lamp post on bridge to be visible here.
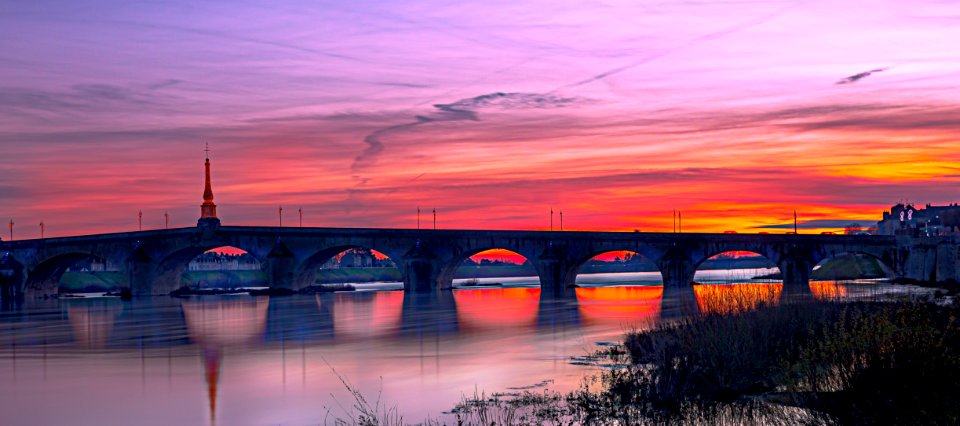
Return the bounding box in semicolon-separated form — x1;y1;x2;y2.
433;208;436;230
279;206;283;228
550;208;554;231
560;209;563;231
8;219;13;241
40;221;44;239
417;206;421;230
298;208;302;228
138;210;142;231
164;211;169;229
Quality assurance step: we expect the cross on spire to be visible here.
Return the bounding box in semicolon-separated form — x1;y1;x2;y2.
204;142;210;160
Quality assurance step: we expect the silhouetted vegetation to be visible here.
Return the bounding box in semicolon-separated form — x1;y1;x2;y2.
335;294;960;425
576;298;960;425
298;283;357;293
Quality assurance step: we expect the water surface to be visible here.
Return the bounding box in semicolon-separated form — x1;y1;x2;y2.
0;272;908;425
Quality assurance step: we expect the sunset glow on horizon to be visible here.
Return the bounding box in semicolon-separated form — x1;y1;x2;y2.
2;0;959;238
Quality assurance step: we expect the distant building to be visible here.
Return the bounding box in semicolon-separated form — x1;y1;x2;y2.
876;203;960;236
321;248;396;268
66;258;111;272
188;252;260;271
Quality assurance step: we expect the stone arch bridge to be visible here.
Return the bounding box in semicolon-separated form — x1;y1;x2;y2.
1;225;957;306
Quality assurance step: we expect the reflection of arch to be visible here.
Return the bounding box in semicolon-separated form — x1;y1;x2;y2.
26;252;111;296
813;251;895;280
574;286;661;326
438;247;539;289
295;245;400;289
692;250;780;284
320;291;404;340
572;250;662;286
453;287;540;330
66;298;123;348
181;297;270;347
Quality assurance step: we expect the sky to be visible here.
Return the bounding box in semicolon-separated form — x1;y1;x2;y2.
1;0;959;239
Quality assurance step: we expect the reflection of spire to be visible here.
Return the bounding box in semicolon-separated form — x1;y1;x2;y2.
200;144;218;220
203;347;222;426
182;297;269;424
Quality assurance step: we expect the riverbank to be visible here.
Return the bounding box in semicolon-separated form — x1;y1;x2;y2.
753;254;888;281
337;294;960;425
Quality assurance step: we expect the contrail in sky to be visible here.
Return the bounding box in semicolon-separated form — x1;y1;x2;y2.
552;2;803;91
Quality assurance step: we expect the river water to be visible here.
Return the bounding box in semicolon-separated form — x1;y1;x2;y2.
0;271;913;425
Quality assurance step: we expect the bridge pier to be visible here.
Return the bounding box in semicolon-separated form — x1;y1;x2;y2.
400;290;458;335
658;254;699;318
903;241;937;282
0;254;24;302
266;255;298;290
401;253;444;294
532;258;576;299
127;257;158;296
936;241;958;283
23;276;60;298
778;256;813;300
0;278;13;301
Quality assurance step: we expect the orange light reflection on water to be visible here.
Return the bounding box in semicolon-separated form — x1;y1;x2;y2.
693;283;782;314
453;287;540;330
575;286;662;326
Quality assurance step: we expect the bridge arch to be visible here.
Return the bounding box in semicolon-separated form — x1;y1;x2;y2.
180;246;264;289
543;244;666;296
572;250;663;286
25;252;119;297
437;247;540;290
153;243;268;295
690;250;783;314
691;250;782;284
293;245;401;291
813;251;896;279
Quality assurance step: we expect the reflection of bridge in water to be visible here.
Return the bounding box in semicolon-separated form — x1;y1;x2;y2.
0;282;905;355
0;282;914;423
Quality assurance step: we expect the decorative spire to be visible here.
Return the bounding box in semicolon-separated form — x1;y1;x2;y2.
200;143;218;220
